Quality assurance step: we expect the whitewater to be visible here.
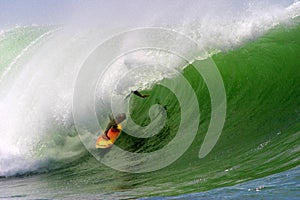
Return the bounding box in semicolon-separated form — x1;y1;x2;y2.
0;1;299;199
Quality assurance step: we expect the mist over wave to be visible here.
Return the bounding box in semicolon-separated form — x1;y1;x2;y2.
0;0;299;179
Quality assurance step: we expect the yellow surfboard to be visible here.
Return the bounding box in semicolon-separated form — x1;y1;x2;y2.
95;124;122;149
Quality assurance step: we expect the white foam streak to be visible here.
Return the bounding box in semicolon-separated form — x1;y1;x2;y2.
0;30;100;176
0;1;299;177
176;1;300;52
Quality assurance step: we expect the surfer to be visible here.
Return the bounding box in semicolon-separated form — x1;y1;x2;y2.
104;113;126;140
95;113;126;149
132;90;150;98
125;90;150;99
101;91;149;141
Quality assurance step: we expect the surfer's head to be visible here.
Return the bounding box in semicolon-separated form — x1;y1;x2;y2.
115;113;126;124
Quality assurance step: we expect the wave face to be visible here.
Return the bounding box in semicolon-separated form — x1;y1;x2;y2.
0;1;299;199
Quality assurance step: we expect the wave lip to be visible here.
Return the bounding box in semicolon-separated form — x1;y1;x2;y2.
0;0;299;184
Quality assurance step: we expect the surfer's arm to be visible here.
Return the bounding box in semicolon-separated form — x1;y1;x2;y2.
133;90;150;98
104;124;112;140
109;114;114;122
104;115;117;139
124;90;150;100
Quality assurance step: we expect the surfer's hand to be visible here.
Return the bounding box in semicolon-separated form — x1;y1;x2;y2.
104;133;110;140
142;94;150;98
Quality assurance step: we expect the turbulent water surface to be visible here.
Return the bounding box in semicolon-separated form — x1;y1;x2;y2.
0;1;300;199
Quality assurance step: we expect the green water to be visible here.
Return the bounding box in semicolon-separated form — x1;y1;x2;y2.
0;19;299;199
48;20;300;197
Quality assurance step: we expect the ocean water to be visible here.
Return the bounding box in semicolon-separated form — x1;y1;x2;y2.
0;1;300;199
